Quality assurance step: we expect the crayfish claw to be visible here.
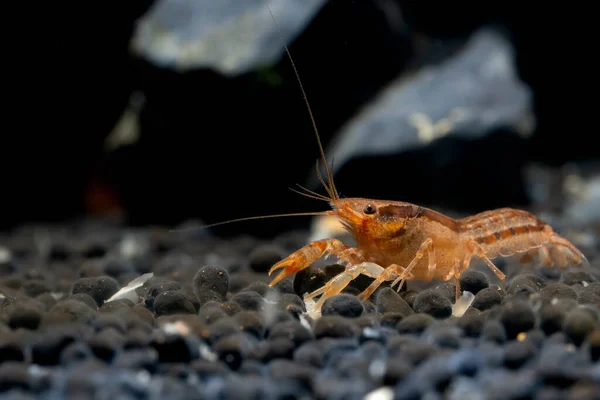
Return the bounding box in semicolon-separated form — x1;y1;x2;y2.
267;239;346;288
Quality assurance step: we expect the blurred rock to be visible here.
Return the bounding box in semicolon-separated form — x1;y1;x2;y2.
524;162;600;225
322;27;534;177
132;0;326;75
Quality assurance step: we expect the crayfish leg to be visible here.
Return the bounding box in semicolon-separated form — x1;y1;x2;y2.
538;245;553;266
471;241;506;282
305;262;387;311
357;263;403;301
547;233;589;267
268;238;349;287
390;238;435;293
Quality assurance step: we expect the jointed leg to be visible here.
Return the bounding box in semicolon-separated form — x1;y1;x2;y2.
390;238;435;292
454;273;461;302
356;263;404;301
470;241;505;281
549;234;589;267
538;246;553;266
426;242;437;280
305;262;389;311
464;241;505;290
449;258;462;302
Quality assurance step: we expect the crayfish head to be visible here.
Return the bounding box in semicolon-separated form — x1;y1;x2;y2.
332;198;423;239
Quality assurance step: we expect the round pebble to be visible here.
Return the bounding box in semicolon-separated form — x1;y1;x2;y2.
456;309;484;337
412;289;452;318
234;311;265;339
578;283;600;307
71;276;120;306
481;320;507;343
144;281;182;308
293;267;327;298
277;293;306;313
503;339;537;369
585;329;600;362
314;316;360;338
508;274;545;293
540;283;578;301
41;300;95;327
70;293;98;310
560;271;595;286
0;210;598;399
231;291;265;312
194;289;224;308
562;308;596;346
376;288;413;316
193;266;229;297
321;294;364;318
459;270;489;295
22;279;52;297
240;281;273;297
248;245;285;273
471;287;503;311
8;303;43;330
269;320;313;346
539;299;577;335
153;291;197;316
396;313;435;335
500;300;536;339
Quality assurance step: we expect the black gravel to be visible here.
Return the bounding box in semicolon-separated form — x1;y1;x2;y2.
0;220;599;399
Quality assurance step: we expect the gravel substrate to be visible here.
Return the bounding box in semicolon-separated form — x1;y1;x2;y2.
0;220;599;399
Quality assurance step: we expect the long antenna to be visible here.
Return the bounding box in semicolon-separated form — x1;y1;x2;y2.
169;211;330;233
266;4;339;201
169;4;339;235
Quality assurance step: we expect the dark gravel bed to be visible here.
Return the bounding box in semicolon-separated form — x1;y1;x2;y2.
0;220;599;399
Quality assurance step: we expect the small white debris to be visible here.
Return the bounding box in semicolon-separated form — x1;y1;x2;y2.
104;91;144;151
364;386;393;400
362;327;380;340
368;359;386;380
50;292;64;301
582;281;589;288
0;246;11;263
264;290;280;305
105;272;154;303
119;233;150;259
262;290;281;327
303;296;321;320
199;342;217;362
452;290;475;317
160;321;191;336
299;314;312;332
135;370;151;386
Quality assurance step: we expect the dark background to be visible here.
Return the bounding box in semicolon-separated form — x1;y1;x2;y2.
4;1;598;238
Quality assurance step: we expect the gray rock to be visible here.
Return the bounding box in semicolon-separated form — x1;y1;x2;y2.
131;0;326;75
323;27;534;176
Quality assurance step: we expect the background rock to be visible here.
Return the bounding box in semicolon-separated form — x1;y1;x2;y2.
3;0;599;238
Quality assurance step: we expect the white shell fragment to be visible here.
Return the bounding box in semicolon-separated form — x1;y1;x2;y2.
304;296;320;320
364;387;394;400
452;290;475;317
105;272;154;303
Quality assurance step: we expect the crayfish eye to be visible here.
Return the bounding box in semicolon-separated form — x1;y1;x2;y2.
363;204;376;215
